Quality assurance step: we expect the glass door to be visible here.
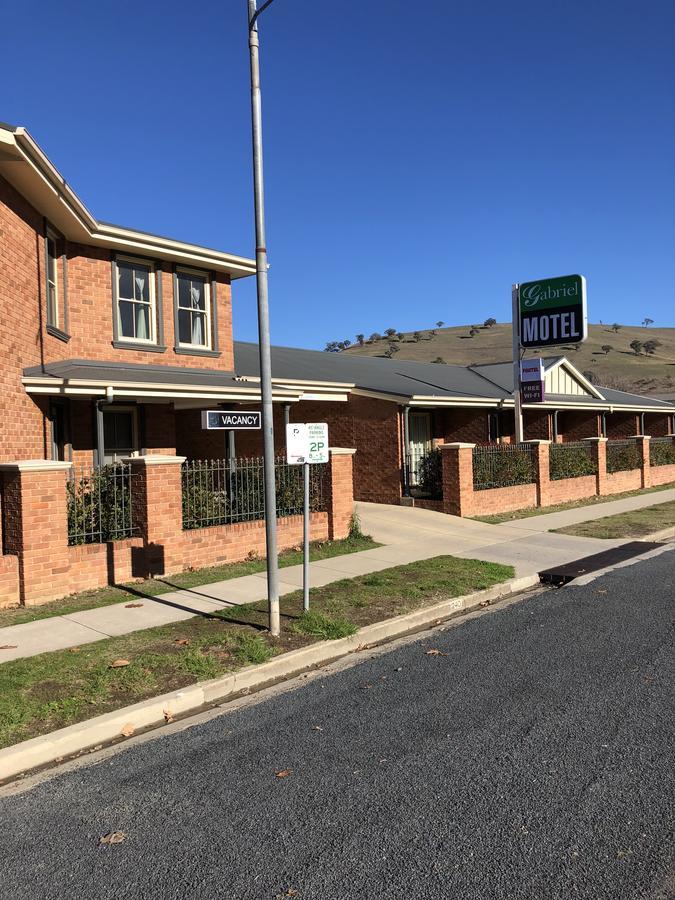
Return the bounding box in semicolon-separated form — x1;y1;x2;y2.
408;411;432;487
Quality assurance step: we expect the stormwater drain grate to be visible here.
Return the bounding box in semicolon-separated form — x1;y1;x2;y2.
539;541;663;586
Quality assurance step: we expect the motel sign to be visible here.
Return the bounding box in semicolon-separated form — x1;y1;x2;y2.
519;274;587;349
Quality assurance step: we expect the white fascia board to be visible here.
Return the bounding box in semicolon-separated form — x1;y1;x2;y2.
298;392;349;402
350;388;410;404
410;396;499;407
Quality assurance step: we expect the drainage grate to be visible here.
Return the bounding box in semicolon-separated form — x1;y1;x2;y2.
539;542;663;586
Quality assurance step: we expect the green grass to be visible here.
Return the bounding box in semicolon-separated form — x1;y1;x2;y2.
552;499;675;539
0;535;380;629
0;555;514;749
472;481;675;525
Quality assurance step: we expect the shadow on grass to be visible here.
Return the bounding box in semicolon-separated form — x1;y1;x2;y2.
117;583;268;632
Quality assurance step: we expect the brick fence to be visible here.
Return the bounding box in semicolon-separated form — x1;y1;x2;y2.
0;448;356;608
439;436;675;518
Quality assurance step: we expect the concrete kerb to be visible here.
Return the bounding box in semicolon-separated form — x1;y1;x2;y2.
0;574;538;783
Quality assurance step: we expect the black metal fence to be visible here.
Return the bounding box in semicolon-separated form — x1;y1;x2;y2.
473;443;536;491
649;436;675;467
606;440;641;473
67;463;134;545
406;448;443;499
549;442;597;481
181;457;329;530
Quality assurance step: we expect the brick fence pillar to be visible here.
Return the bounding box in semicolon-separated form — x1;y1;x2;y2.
635;435;651;489
525;440;551;507
0;460;73;606
124;455;186;577
326;448;356;539
440;443;475;517
583;437;606;496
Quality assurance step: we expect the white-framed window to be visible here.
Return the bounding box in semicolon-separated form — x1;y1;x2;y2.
102;406;139;464
115;257;157;344
45;227;60;328
176;268;211;349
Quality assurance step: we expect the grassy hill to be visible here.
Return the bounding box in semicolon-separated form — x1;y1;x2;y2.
340;323;675;396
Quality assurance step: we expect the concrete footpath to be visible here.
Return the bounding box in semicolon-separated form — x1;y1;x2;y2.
1;489;673;664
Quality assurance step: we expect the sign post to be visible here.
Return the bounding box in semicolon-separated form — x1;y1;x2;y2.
512;284;524;443
285;422;329;611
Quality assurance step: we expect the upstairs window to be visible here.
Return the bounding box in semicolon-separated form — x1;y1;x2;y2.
176;269;211;349
45;230;59;326
115;258;157;344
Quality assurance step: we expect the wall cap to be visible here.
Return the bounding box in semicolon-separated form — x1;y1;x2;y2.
122;455;187;466
582;437;608;442
439;442;476;449
633;434;651;440
523;440;551;445
0;460;73;473
329;447;357;456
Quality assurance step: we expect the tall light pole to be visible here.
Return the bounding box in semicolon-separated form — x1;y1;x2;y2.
248;0;280;635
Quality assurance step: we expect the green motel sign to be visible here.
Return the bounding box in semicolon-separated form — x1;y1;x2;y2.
519;274;587;348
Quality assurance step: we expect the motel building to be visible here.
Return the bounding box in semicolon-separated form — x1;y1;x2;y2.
1;122;674;607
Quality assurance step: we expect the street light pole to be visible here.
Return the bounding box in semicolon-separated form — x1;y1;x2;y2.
248;0;280;635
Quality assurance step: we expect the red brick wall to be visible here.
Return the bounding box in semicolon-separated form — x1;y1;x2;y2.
645;414;672;437
436;409;490;444
0;174;234;464
524;410;552;441
558;410;601;442
0;554;20;608
602;469;642;494
606;412;639;439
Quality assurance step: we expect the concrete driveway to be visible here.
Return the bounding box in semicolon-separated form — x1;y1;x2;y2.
356;501;631;578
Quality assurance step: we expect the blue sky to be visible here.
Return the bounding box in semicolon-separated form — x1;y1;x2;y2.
3;0;674;347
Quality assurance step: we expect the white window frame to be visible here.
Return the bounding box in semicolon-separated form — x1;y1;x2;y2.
45;226;60;328
115;256;158;346
175;267;212;350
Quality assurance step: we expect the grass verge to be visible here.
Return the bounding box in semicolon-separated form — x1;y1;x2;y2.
552;499;675;539
472;481;675;525
0;555;514;749
0;535;380;629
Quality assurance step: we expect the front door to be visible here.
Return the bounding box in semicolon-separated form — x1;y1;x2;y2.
408;411;432;486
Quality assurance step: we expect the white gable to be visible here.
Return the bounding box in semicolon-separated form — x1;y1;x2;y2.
543;358;605;399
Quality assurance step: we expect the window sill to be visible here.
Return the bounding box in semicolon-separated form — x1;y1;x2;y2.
46;324;71;343
112;341;167;353
174;347;221;358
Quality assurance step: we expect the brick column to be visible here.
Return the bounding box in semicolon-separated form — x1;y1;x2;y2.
440;443;475;517
635;435;651;489
326;448;356;540
0;460;72;606
584;437;607;497
525;440;551;507
123;455;186;577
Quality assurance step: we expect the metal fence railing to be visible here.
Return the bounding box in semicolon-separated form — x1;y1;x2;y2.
606;439;641;474
405;449;443;499
649;436;675;467
549;442;597;481
181;456;329;530
67;463;134;545
473;443;536;491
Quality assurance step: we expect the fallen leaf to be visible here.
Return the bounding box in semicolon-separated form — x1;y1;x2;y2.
425;649;448;657
479;600;490;608
109;659;130;668
311;725;323;732
284;891;299;897
68;647;81;653
174;638;190;646
99;831;126;845
164;710;175;724
125;603;143;609
120;723;135;738
596;589;607;594
275;768;293;779
0;645;17;650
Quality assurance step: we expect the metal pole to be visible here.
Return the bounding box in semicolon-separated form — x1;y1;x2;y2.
512;283;524;444
248;0;280;635
302;461;310;611
402;405;411;495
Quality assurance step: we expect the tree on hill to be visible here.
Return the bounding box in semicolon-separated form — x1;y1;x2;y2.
630;340;643;355
469;327;479;337
601;345;612;354
412;331;421;342
397;332;405;342
583;370;598;385
384;328;397;338
612;323;621;333
642;317;654;327
436;321;445;328
324;341;339;352
342;339;351;349
356;334;365;346
484;317;497;328
383;343;399;359
643;339;661;355
368;332;382;342
431;357;446;364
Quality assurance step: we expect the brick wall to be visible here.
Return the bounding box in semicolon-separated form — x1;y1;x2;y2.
436;409;490;444
0;174;234;464
558;410;601;442
606;412;639;439
524;410;552;441
645;413;672;437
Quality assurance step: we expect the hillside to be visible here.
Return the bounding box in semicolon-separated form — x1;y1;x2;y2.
339;324;675;396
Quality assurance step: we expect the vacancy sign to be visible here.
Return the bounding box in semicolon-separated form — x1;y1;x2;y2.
286;423;329;465
201;410;261;430
519;274;587;349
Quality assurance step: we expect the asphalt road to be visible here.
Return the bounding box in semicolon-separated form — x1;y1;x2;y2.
1;551;674;900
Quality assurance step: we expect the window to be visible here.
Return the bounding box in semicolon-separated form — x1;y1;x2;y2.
115;258;156;344
45;230;59;327
176;269;211;349
102;408;139;464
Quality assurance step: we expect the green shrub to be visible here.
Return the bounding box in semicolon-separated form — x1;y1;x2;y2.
549;445;597;480
473;448;535;490
67;465;133;545
606;442;641;473
649;440;675;467
417;448;443;498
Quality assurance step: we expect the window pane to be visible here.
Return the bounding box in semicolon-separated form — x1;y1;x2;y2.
47;284;57;325
178;274;191;307
178;309;192;344
191;311;206;346
118;263;133;299
113;413;133;448
189;279;206;310
135;303;150;340
46;237;57;280
134;266;150;302
119;300;135;337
